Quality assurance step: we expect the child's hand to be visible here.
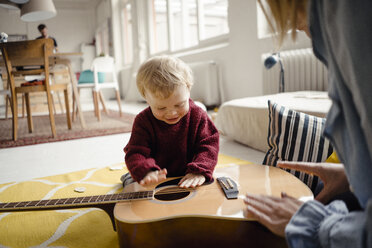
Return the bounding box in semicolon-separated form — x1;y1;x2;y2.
178;173;205;188
140;168;167;186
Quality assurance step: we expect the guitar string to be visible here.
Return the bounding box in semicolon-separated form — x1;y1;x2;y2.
0;188;198;208
0;190;194;208
153;188;194;195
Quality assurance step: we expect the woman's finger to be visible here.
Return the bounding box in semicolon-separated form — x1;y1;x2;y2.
245;204;273;226
245;194;302;237
277;161;323;175
245;193;278;210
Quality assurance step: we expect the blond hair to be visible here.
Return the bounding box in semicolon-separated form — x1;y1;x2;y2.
136;55;194;99
258;0;308;47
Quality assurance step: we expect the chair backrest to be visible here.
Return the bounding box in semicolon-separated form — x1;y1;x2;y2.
91;56;118;88
0;39;54;67
91;56;115;73
0;39;54;93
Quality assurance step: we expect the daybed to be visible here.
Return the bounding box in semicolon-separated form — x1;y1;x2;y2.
215;91;333;191
215;91;331;153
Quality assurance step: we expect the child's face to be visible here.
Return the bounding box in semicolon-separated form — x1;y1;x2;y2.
145;84;190;125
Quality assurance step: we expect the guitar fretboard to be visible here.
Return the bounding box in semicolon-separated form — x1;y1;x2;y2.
0;191;154;211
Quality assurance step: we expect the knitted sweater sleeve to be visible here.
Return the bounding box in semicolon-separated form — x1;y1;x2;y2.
186;111;219;182
124;113;161;182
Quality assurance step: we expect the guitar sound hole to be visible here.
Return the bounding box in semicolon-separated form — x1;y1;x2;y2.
154;187;190;201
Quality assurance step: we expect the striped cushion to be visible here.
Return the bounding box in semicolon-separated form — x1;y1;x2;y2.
263;101;333;192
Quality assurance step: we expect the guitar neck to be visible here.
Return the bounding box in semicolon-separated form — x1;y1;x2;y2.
0;191;153;212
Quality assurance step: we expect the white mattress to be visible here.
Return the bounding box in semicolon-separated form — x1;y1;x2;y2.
215;91;332;152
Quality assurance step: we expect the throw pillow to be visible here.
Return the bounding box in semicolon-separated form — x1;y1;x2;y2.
263;100;333;192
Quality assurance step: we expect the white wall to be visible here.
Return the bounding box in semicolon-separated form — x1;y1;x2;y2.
1;0;312;103
0;7;96;72
111;0;312;102
177;1;312;101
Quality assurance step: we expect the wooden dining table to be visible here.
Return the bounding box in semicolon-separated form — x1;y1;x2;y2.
0;52;86;129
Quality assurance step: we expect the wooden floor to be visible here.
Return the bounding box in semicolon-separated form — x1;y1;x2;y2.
0;100;265;184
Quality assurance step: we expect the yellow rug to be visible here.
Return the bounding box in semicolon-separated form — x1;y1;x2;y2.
0;154;251;248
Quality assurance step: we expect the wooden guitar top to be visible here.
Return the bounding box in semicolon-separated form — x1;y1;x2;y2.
114;164;313;223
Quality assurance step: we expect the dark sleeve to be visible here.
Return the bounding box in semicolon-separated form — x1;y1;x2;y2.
326;0;372;157
52;38;57;48
124;113;161;182
186;111;219;182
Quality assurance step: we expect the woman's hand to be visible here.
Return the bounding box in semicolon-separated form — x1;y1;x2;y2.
140;168;167;186
277;161;349;204
179;173;205;188
244;192;303;237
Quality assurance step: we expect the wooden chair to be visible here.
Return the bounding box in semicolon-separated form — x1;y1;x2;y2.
0;39;71;141
0;73;12;119
73;56;122;121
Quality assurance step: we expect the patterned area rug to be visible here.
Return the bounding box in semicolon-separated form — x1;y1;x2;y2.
0;111;135;148
0;154;251;248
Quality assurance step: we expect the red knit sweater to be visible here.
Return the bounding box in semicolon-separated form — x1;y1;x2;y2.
124;99;219;182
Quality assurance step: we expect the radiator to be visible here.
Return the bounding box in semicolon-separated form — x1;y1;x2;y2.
188;60;221;107
262;48;328;94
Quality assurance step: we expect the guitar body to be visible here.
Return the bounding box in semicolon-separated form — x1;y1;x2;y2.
114;164;313;248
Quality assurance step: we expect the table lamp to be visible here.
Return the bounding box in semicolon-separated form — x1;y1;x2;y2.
264;53;285;93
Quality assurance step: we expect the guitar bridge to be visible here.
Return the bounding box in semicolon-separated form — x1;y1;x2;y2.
217;177;239;199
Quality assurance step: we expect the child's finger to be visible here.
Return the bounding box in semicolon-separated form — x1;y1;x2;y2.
180;178;192;188
197;176;205;185
157;173;167;181
178;173;191;185
140;176;151;185
190;176;205;187
191;178;200;188
159;168;167;175
178;177;186;185
140;173;156;185
158;170;167;179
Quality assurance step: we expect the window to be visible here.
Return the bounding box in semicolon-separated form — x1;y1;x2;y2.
95;19;111;56
121;1;134;64
199;0;229;40
170;0;198;51
149;0;228;54
149;0;169;53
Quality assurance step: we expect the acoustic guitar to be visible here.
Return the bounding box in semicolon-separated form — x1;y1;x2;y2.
0;164;313;248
